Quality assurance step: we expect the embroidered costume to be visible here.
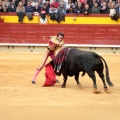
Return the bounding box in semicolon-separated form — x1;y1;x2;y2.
32;33;65;84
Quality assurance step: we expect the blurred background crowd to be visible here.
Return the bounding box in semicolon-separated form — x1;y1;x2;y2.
0;0;120;22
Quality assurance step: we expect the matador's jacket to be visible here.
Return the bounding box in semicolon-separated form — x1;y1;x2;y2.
47;36;65;52
38;35;65;68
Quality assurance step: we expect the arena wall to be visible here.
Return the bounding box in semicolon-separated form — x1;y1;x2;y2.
0;13;120;54
1;13;120;24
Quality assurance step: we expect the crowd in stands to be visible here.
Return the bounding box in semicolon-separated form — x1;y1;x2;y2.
0;0;120;22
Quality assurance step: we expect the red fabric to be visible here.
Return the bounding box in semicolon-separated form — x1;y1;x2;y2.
50;2;59;8
43;62;56;87
49;40;55;46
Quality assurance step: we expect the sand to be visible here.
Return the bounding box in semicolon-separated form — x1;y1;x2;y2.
0;52;120;120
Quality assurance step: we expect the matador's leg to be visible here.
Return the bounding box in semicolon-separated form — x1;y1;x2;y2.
32;49;50;84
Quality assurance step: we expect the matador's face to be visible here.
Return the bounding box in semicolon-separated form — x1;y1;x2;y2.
57;35;64;41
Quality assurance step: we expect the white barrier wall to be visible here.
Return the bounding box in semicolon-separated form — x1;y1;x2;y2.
0;44;120;54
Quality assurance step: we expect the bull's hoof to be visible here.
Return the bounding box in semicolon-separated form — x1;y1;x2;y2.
93;90;101;94
77;84;82;89
104;89;111;94
61;85;65;88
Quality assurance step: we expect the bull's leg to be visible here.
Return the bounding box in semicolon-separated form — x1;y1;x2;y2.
75;72;80;85
96;70;108;92
75;73;82;88
61;74;68;88
87;71;97;89
87;71;101;94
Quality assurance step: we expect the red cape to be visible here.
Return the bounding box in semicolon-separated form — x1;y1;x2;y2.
43;62;56;87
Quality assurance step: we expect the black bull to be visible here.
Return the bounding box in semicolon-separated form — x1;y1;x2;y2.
51;48;113;92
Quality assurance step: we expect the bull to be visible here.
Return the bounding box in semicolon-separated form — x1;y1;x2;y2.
51;48;113;93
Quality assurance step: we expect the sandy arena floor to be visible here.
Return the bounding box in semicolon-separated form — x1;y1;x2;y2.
0;52;120;120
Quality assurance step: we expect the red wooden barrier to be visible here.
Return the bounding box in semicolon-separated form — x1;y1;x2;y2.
0;23;120;45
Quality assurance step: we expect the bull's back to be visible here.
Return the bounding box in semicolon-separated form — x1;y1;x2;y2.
67;48;103;71
67;48;97;61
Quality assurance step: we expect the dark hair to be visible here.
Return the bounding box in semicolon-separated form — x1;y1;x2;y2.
57;32;64;37
43;3;47;6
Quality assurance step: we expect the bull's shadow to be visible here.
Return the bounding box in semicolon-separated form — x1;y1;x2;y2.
51;48;114;94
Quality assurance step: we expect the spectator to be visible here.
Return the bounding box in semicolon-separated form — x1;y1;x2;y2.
2;1;8;12
0;0;2;4
74;2;83;14
115;0;120;7
59;0;67;9
45;0;50;6
49;5;58;21
82;0;90;8
66;0;75;11
92;2;100;14
45;0;50;14
66;0;75;9
30;0;36;7
9;2;16;12
100;1;109;14
57;1;66;22
21;0;27;6
97;0;101;7
16;0;21;3
11;0;18;7
99;0;104;7
80;0;85;3
16;1;25;22
116;1;120;16
89;0;98;8
82;4;92;15
40;3;47;21
66;2;75;13
109;2;119;21
108;0;114;9
74;0;81;8
38;0;43;8
0;1;3;12
25;1;34;21
50;0;59;8
5;0;11;9
34;2;40;13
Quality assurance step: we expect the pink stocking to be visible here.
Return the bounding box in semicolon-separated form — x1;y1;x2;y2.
32;69;41;82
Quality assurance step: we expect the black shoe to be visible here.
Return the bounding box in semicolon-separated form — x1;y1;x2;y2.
29;17;33;21
32;81;36;84
115;18;118;21
63;17;65;21
18;18;23;22
57;20;60;23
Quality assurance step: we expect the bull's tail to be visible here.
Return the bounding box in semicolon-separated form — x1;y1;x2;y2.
96;54;114;87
